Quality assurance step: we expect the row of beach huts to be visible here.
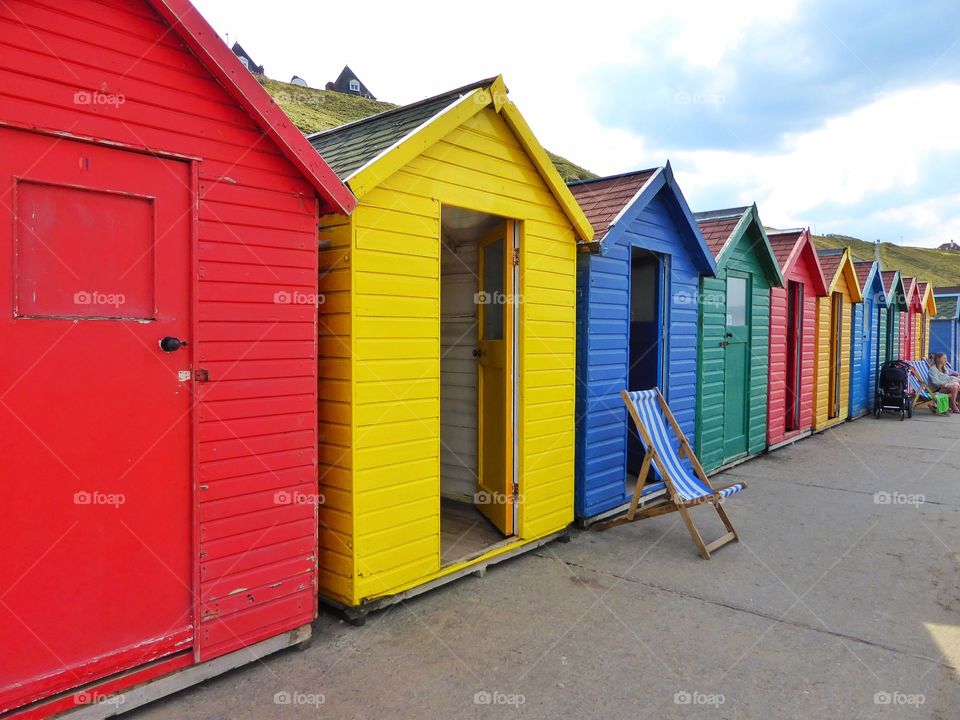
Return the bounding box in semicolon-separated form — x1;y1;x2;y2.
2;0;958;717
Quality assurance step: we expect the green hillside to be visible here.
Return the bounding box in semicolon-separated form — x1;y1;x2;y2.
811;234;960;287
258;77;597;182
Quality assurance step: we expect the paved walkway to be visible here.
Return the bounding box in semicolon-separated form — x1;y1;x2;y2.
136;411;960;719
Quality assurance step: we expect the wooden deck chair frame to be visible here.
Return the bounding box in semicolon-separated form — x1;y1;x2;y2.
909;362;937;411
595;389;744;559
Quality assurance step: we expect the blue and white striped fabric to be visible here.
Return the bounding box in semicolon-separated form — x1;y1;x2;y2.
909;360;933;399
625;390;743;503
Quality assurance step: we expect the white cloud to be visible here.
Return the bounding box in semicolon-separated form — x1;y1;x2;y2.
666;84;960;245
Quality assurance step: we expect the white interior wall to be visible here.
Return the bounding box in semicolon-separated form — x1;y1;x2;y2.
440;235;479;501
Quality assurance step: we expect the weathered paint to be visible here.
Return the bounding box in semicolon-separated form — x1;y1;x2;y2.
849;261;888;418
766;229;828;448
694;206;784;473
812;249;863;431
0;0;350;714
314;79;590;606
568;165;716;520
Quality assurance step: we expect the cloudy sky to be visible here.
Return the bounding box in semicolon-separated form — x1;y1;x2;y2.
193;0;960;248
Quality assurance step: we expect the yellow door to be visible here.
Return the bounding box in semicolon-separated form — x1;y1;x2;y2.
476;221;515;535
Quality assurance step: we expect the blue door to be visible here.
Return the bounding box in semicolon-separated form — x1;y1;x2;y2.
859;296;873;412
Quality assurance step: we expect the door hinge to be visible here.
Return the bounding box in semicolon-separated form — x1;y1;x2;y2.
512;248;520;267
512;482;519;500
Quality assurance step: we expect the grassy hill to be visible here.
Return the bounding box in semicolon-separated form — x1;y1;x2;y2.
258;77;597;182
811;233;960;287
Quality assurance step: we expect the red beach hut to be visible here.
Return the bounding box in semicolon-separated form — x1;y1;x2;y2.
0;0;354;716
766;229;829;450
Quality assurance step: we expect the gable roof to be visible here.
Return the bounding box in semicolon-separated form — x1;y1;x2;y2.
327;65;376;99
880;270;908;310
307;76;593;241
816;248;864;302
567;163;716;275
852;260;888;306
693;205;784;286
933;295;958;320
916;281;937;314
148;0;354;215
308;78;490;179
901;276;921;311
767;227;828;296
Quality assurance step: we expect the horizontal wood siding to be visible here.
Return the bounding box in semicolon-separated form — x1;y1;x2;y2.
0;0;322;660
930;319;958;366
849;301;865;417
767;285;788;446
697;234;772;471
348;108;576;601
316;216;354;605
575;192;701;518
814;282;854;430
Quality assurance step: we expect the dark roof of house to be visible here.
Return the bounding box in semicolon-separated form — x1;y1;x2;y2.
936;285;960;294
934;295;958;319
308;77;495;179
767;229;804;267
693;207;749;256
853;260;876;290
817;249;844;284
566;169;657;240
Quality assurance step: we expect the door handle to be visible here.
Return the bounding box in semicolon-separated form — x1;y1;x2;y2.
725;331;734;338
720;340;729;347
472;348;482;358
159;336;188;353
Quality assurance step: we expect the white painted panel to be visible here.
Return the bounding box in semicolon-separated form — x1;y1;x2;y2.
440;236;478;500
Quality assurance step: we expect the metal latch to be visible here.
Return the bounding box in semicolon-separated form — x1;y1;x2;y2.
195;369;210;383
178;370;191;382
512;248;520;267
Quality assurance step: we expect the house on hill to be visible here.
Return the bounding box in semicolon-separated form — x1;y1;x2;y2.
325;65;376;99
937;241;960;252
231;41;263;74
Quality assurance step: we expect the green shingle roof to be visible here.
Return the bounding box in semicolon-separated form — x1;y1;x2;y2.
307;78;494;180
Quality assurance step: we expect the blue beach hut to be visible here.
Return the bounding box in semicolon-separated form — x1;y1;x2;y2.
849;260;888;418
568;163;717;524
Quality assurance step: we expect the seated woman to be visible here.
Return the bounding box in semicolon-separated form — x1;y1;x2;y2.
929;353;960;414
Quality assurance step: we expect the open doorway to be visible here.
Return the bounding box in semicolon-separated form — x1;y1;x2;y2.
785;281;803;431
439;206;517;567
626;248;664;478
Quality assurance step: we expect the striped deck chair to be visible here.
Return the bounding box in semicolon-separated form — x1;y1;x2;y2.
908;360;937;410
594;389;745;558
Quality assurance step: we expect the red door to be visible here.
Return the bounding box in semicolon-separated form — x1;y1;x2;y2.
0;128;193;711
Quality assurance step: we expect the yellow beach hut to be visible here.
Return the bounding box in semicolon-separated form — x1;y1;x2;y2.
916;281;937;358
813;248;863;431
307;77;592;620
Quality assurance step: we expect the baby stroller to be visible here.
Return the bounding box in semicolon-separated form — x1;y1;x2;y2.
875;360;912;420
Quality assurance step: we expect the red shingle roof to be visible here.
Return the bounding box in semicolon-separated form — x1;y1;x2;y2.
767;230;803;267
880;270;899;293
696;216;741;256
567;170;657;240
817;252;843;284
852;260;874;289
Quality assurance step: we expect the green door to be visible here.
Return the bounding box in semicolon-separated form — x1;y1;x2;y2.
722;272;750;460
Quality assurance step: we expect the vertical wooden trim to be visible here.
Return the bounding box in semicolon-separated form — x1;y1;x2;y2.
189;158;201;663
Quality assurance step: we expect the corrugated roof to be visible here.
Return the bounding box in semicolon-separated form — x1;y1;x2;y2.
935;295;958;319
307;78;494;179
693;208;747;256
567;169;657;241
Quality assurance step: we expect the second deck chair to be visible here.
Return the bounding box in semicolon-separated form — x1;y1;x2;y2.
594;389;745;559
908;360;937;410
